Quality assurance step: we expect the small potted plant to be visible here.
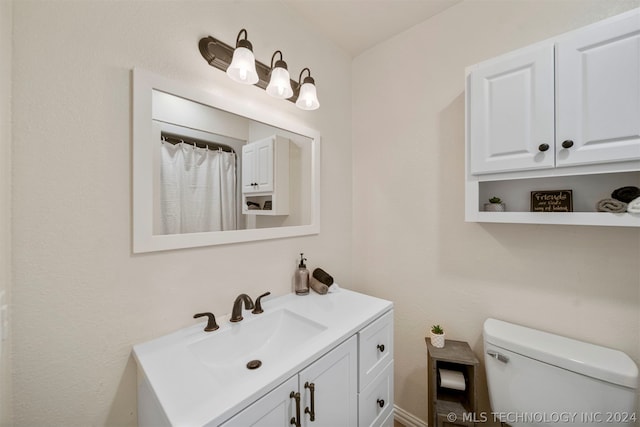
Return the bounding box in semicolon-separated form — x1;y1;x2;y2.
484;196;506;212
430;324;445;348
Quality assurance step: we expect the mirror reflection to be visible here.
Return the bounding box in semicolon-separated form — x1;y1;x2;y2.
132;68;320;253
151;90;313;236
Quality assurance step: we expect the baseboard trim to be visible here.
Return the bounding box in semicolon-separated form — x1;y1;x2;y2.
394;405;428;427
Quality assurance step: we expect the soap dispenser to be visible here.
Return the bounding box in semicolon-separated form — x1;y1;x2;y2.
294;253;310;295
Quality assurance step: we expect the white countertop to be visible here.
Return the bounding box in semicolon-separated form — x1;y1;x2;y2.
133;288;393;426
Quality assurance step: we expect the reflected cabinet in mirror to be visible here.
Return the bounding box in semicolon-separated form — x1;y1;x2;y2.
132;69;320;252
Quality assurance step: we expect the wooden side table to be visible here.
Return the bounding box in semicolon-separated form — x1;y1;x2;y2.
426;339;479;427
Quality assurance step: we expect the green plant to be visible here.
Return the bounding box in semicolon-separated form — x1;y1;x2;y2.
431;324;444;335
489;196;502;204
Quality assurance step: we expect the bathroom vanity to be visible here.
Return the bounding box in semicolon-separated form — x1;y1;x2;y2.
133;289;394;427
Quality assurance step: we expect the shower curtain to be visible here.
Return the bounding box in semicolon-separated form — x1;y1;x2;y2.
160;141;237;234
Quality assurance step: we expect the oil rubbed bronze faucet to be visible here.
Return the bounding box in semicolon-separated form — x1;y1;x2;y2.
193;312;219;332
230;293;254;322
252;292;271;314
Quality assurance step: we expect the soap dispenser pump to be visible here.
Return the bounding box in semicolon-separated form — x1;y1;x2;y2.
294;253;310;295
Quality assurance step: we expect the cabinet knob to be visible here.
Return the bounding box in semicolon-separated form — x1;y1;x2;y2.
377;399;385;408
538;143;549;152
561;140;574;149
377;344;385;352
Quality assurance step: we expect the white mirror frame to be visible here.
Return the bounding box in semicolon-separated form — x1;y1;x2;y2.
132;68;321;253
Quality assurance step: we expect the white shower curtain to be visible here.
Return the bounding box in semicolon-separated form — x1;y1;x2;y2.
160;141;237;234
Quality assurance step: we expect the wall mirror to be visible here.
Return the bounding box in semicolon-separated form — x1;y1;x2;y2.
132;68;320;253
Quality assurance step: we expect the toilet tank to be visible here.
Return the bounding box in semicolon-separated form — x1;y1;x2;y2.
483;318;638;427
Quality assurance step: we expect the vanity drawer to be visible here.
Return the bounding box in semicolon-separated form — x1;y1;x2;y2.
358;361;394;427
358;310;393;391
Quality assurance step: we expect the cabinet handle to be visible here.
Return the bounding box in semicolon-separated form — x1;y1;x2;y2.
377;399;385;408
304;382;316;421
290;391;301;427
377;344;385;352
538;143;549;152
561;140;574;149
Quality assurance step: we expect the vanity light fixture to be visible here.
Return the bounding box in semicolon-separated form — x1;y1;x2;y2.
266;51;294;99
226;29;259;85
295;68;320;111
198;30;319;110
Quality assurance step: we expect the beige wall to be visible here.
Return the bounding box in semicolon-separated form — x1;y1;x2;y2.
0;0;12;424
8;0;640;425
11;1;351;426
352;0;640;423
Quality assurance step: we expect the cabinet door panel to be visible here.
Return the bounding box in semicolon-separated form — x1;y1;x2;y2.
255;139;274;192
242;144;257;193
469;44;555;175
299;336;358;427
220;375;297;427
556;11;640;167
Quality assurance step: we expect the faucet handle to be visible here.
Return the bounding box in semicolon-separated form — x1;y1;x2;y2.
252;292;271;314
193;312;219;332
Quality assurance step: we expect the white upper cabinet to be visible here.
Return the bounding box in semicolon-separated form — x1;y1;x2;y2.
468;9;640;176
241;135;290;215
555;11;640;167
465;9;640;227
469;44;555;175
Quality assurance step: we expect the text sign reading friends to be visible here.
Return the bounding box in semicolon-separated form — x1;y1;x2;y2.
530;190;573;212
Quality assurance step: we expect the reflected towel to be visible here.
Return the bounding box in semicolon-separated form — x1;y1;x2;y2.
627;197;640;214
597;198;627;213
611;186;640;203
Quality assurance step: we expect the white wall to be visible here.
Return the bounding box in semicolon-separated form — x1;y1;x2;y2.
0;0;12;424
352;0;640;423
11;1;351;425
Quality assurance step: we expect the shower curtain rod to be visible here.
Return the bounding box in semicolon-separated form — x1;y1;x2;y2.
161;132;235;153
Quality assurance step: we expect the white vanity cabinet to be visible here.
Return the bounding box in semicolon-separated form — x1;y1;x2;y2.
133;290;394;427
466;8;640;227
242;135;290;215
221;312;395;427
221;336;358;427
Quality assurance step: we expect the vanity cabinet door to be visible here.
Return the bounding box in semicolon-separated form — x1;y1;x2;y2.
555;11;640;167
299;335;358;427
220;337;357;427
469;43;555;175
219;375;297;427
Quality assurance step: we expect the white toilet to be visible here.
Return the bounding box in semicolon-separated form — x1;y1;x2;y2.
483;318;638;426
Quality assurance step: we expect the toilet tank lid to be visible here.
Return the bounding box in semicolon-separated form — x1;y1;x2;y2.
483;318;638;389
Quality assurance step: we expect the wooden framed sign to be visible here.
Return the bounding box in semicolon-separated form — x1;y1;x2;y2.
530;190;573;212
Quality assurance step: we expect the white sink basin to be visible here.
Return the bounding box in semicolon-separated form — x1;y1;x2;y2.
188;308;327;382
